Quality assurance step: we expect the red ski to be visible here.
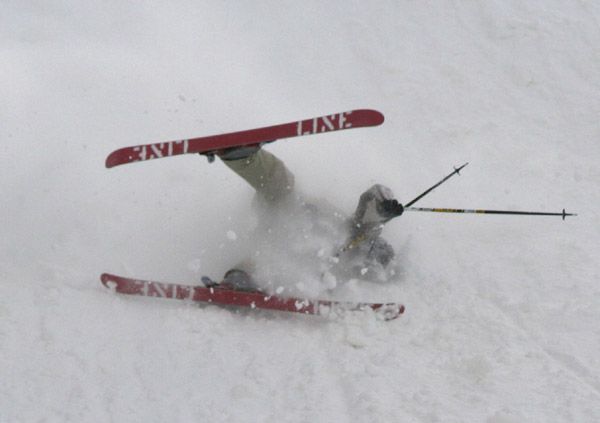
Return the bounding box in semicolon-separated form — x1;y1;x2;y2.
105;109;384;168
100;273;404;321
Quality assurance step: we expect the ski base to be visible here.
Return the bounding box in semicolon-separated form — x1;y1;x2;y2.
100;273;404;321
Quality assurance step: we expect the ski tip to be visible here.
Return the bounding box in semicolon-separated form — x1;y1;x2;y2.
100;273;114;287
105;152;120;168
367;109;385;125
388;304;405;320
372;110;385;125
105;149;134;168
351;109;385;126
376;303;405;321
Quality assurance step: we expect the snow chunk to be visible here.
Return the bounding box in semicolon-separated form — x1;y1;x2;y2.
322;272;337;289
294;299;310;310
226;230;237;241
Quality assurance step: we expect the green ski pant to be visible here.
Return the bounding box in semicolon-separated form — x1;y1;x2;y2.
222;149;295;203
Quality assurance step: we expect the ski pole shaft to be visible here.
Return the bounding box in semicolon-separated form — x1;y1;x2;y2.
405;163;468;208
405;207;577;220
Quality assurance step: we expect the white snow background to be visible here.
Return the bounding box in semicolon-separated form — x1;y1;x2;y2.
2;1;600;422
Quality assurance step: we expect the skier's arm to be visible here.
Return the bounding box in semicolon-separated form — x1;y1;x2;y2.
350;184;403;236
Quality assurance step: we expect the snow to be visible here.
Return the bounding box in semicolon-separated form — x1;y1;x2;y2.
2;1;600;422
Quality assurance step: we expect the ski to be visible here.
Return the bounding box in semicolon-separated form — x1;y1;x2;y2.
100;273;404;321
105;109;384;168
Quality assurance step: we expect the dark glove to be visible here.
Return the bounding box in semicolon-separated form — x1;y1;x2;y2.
380;199;404;218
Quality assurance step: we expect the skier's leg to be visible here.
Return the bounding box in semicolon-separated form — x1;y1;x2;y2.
218;148;295;286
221;148;295;203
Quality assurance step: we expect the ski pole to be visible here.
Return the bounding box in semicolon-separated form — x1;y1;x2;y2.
405;207;577;220
405;163;468;207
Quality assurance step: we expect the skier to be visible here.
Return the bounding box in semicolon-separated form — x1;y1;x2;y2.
209;144;405;292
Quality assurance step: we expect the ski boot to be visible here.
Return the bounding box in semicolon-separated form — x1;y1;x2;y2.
201;269;259;292
201;144;262;163
222;269;259;292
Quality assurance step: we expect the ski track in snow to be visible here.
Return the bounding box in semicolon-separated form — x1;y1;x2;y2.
3;1;600;422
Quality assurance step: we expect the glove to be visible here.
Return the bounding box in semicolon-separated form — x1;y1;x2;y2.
352;184;402;232
380;199;404;218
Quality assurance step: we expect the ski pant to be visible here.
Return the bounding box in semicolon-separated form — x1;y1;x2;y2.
221;149;295;203
219;149;295;283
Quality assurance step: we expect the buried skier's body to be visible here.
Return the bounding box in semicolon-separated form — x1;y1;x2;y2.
208;145;404;293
